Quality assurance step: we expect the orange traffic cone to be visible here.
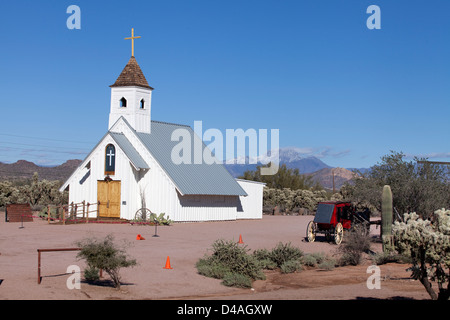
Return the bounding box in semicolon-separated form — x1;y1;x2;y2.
163;256;173;269
136;234;145;240
238;234;244;244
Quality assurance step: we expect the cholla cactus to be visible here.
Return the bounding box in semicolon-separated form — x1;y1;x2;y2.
393;209;450;300
263;187;328;213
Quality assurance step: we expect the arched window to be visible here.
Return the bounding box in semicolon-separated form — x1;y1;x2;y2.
105;144;116;175
140;99;145;109
120;97;127;108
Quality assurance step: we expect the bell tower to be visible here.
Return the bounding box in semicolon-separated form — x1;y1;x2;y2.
108;29;153;134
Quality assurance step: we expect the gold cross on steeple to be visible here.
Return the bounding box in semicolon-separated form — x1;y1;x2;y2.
125;28;141;57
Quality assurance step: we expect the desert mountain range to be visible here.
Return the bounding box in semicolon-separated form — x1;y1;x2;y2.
0;156;360;191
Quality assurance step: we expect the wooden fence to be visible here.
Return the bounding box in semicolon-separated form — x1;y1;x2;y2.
45;201;99;225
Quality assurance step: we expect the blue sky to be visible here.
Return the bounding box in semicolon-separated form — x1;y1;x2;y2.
0;0;449;169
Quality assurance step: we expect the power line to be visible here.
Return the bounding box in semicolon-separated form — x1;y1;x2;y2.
0;133;94;145
0;141;90;152
0;145;88;155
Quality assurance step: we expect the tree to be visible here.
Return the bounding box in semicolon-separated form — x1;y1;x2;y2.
393;209;450;300
76;234;137;289
240;163;322;191
345;151;449;219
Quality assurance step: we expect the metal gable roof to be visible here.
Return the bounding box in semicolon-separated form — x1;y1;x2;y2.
110;132;149;170
136;121;247;196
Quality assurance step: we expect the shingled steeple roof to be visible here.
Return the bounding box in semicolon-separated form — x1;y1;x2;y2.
110;56;153;90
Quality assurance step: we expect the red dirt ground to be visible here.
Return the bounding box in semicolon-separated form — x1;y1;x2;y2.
0;213;429;300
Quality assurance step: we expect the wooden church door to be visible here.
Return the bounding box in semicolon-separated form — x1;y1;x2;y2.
98;180;121;218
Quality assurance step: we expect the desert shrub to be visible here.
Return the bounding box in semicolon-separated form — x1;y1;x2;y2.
257;258;278;270
371;252;411;265
309;252;328;264
196;239;265;288
337;225;372;266
210;239;264;280
301;254;321;267
76;234;137;289
222;272;253;288
318;259;336;271
302;252;335;269
269;242;303;267
196;258;231;279
83;266;100;282
252;248;271;261
198;240;335;287
280;259;303;274
252;248;278;269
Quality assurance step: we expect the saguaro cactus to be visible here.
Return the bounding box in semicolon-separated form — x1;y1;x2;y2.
381;185;394;252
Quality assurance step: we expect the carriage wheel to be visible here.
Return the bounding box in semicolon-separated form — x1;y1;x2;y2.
134;208;152;222
334;222;343;245
306;221;316;242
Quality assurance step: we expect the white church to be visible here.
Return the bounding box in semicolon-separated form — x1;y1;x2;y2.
60;31;264;222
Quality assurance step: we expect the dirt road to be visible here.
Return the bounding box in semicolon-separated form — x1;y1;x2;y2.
0;213;428;300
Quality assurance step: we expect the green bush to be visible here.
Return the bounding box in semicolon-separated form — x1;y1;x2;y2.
222;272;253;288
76;234;137;289
198;240;337;288
252;248;272;261
196;239;265;288
257;258;278;270
301;254;319;267
318;259;336;271
337;225;372;266
280;260;303;274
84;266;100;282
269;242;303;267
196;258;231;279
371;252;411;265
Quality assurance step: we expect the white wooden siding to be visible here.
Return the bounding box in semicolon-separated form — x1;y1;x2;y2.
65;122;263;222
236;179;265;219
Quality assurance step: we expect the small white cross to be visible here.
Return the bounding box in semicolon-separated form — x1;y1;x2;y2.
107;150;115;166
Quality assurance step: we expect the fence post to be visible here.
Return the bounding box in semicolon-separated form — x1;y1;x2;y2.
86;202;90;224
47;205;50;224
82;200;85;222
63;205;66;225
37;250;41;284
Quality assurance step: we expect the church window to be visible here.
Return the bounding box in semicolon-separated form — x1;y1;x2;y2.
120;97;127;108
105;144;116;175
140;99;145;109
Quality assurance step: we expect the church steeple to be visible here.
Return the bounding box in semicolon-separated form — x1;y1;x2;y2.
108;54;153;134
110;56;153;90
108;29;153;134
109;28;153;134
